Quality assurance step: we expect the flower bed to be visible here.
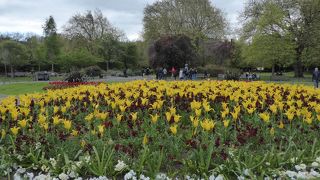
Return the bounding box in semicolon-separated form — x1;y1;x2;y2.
43;81;101;90
1;80;320;179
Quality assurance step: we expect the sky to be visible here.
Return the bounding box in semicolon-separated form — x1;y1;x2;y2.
0;0;246;41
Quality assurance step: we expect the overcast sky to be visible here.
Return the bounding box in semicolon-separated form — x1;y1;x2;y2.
0;0;246;41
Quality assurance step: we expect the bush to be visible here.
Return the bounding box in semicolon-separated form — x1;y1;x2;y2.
65;71;86;82
84;66;103;77
197;65;225;77
225;68;242;80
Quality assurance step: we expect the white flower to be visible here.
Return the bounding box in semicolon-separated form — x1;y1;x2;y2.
124;170;137;180
316;157;320;163
243;169;250;176
114;160;128;172
35;142;42;150
58;173;69;180
265;162;271;166
310;169;320;177
17;155;23;161
140;174;150;180
84;155;91;163
49;158;57;167
312;162;319;167
285;170;297;178
237;176;245;180
208;175;215;180
290;157;298;163
68;171;77;178
155;173;170;180
16;167;26;174
34;174;51;180
25;172;34;180
215;175;224;180
295;164;307;171
297;171;308;179
74;178;83;180
41;165;49;172
14;172;22;180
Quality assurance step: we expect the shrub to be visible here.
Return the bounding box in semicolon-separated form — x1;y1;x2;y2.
84;66;103;77
197;64;225;77
225;68;242;80
65;71;86;82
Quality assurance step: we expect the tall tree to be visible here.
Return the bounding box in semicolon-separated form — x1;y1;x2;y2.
242;33;296;75
143;0;226;43
0;40;28;78
241;0;320;77
43;16;60;72
63;9;122;54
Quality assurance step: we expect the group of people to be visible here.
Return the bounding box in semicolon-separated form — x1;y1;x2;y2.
154;64;198;80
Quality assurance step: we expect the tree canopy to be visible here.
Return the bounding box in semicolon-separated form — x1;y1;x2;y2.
143;0;226;42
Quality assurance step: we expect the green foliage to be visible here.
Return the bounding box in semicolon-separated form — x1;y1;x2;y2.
242;34;296;71
58;48;102;71
0;40;28;73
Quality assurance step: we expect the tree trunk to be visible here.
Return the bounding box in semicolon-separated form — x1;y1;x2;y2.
294;46;304;78
272;64;275;76
38;64;41;71
106;60;109;72
4;64;7;77
51;64;54;72
10;66;14;78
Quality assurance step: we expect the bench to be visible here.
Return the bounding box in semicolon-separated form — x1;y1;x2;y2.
217;74;225;80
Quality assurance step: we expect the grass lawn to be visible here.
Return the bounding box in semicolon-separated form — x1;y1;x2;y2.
0;82;48;96
0;76;64;83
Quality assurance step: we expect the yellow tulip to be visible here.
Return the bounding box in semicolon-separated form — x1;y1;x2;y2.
170;125;177;135
165;112;172;122
71;130;79;136
18;119;27;128
231;111;238;120
223;119;230;128
85;114;94;122
53;116;61;125
201;119;215;131
195;109;202;117
10;127;20;136
131;112;138;122
173;114;181;123
279;121;284;129
270;127;275;136
259;112;270;123
1;129;6;139
169;106;176;115
269;104;277;114
80;140;86;147
116;114;123;123
285;111;295;121
192;118;199;127
143;134;148;145
98;125;105;134
63;120;72;130
119;105;126;113
150;114;159;124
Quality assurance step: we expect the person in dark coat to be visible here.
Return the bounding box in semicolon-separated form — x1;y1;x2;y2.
313;68;319;88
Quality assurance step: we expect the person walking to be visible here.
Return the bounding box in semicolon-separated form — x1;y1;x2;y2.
312;68;319;88
179;68;184;80
163;68;167;80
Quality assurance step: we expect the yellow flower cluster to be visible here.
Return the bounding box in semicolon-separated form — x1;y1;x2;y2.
0;80;319;141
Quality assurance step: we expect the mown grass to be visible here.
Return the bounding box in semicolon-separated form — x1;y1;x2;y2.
0;82;48;96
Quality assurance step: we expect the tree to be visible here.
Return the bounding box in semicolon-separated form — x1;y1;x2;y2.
242;33;296;75
43;16;60;72
63;9;122;54
143;0;226;43
241;0;320;77
119;42;139;70
0;40;28;78
58;48;102;72
148;35;196;69
26;36;46;71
